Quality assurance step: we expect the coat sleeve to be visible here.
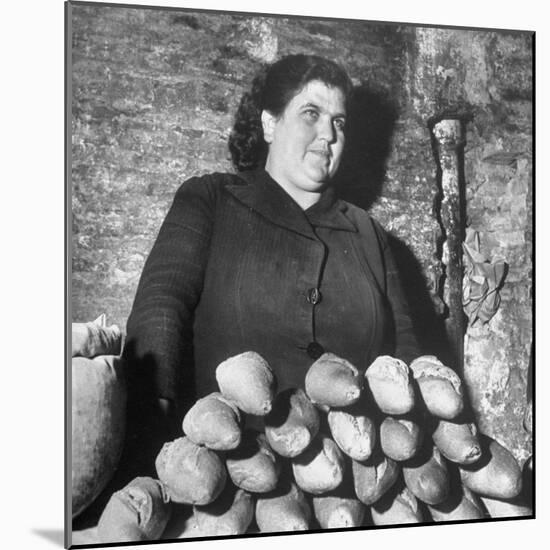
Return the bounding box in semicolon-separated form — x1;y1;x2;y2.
123;175;217;408
371;219;421;364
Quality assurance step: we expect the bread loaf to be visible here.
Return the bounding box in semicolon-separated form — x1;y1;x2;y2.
409;356;464;419
97;477;171;543
432;419;481;465
428;485;486;522
255;480;311;532
459;435;522;499
226;431;280;493
480;495;533;518
155;437;226;505
352;453;400;505
182;392;242;451
364;356;415;415
305;353;362;408
380;416;423;461
371;485;423;525
216;351;276;415
193;484;255;536
312;491;366;529
264;388;320;457
327;406;376;461
403;446;450;505
292;435;345;495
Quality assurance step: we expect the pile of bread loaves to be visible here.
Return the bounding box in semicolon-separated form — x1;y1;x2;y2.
96;351;532;542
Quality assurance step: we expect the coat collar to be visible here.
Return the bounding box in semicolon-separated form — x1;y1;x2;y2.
226;169;358;240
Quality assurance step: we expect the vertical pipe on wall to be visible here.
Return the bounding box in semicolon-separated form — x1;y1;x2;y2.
431;118;467;372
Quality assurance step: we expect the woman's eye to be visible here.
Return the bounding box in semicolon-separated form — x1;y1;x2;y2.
334;118;346;131
304;109;319;120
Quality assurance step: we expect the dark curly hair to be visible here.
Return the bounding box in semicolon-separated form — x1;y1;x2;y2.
229;54;353;172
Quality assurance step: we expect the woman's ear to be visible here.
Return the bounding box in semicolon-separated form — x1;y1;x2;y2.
261;110;276;144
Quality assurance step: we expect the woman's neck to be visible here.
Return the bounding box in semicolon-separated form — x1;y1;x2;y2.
264;167;324;211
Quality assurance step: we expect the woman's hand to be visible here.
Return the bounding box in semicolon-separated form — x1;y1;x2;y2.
157;397;173;419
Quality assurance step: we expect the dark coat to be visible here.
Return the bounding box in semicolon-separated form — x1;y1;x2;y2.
124;169;419;408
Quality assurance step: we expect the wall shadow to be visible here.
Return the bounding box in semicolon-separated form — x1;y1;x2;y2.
336;84;452;365
335;84;398;210
386;234;452;367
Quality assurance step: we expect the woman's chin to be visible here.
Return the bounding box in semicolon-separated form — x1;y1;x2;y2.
302;178;330;194
303;166;332;188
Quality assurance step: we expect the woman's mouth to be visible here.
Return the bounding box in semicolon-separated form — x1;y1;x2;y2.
308;149;331;161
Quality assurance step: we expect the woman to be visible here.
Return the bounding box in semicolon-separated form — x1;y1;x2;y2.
123;54;419;447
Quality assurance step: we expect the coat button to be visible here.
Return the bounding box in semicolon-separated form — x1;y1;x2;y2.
306;342;325;359
306;287;322;305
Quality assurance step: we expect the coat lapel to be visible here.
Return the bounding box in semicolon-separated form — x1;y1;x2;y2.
306;191;358;233
226;169;357;240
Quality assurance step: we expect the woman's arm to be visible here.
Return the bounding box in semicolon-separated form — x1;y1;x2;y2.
123;175;218;439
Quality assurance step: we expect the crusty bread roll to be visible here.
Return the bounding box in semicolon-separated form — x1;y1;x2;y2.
182;392;242;451
216;351;276;415
155;437;226;505
428;485;486;522
403;446;449;505
380;416;423;461
352;453;400;505
327;406;376;461
305;353;362;408
364;356;415;415
226;431;280;493
312;492;366;529
480;494;533;518
292;435;345;495
409;356;464;419
255;480;311;532
264;388;320;457
432;419;481;465
97;477;171;543
193;484;255;536
459;434;522;499
371;485;423;525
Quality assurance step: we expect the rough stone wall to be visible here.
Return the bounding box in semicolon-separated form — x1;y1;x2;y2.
396;28;533;461
70;5;532;460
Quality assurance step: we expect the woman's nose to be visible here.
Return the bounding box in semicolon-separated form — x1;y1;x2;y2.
317;116;336;143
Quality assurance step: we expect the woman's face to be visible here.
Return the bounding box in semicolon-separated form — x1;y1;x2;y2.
262;79;347;207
